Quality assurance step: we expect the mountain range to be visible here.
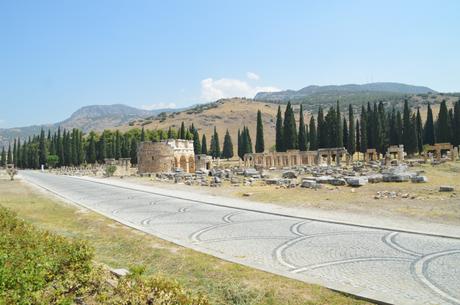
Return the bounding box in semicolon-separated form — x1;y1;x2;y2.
254;82;435;102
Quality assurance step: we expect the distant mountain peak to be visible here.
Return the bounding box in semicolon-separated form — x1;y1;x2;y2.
255;82;436;101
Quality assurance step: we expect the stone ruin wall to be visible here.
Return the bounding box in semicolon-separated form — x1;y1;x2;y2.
138;142;175;174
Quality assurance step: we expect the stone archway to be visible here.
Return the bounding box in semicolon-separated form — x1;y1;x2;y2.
180;156;187;172
188;156;195;173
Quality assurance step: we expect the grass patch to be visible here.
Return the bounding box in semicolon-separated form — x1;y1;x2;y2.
0;179;371;305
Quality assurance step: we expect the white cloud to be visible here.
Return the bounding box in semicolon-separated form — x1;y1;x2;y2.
246;72;260;80
200;77;279;101
141;102;177;110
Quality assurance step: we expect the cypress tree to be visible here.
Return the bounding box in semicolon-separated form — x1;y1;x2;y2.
283;102;297;150
213;127;221;158
7;143;12;164
355;119;361;155
407;113;418;155
436;100;451;143
309;117;317;150
39;129;47;166
402;99;412;151
201;134;208;155
360;106;367;153
1;147;5;166
336;101;343;147
16;140;22;168
115;130;122;159
97;135;107;163
317;107;326;148
13;139;17;167
348;104;356;155
343;118;348;150
246;127;253;154
180;122;186;139
416;108;423;154
222;130;234;159
193;129;201;155
423;104;435;145
453;100;460;146
275;106;284;152
237;129;243;159
366;103;374;149
395;111;403;145
87;132;97;164
141;127;145;141
298;105;307;151
255;110;265;153
324;106;337;148
130;137;138;164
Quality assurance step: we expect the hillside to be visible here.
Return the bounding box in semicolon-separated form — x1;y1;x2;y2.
124;94;458;155
0;104;178;147
254;82;436;106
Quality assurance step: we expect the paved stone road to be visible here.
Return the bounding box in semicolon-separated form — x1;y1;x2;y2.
22;172;460;305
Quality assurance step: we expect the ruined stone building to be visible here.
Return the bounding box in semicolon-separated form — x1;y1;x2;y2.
244;147;349;168
138;139;195;174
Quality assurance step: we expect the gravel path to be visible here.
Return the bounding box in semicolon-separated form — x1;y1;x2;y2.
22;171;460;305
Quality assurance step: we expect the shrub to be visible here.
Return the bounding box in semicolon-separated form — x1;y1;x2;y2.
105;165;117;177
0;207;210;305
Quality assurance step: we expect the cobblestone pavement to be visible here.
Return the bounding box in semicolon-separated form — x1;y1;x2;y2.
23;172;460;305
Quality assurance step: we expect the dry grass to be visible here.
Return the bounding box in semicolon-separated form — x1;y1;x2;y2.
0;179;371;305
137;161;460;225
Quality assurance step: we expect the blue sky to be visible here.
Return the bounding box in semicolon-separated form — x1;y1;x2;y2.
1;0;459;128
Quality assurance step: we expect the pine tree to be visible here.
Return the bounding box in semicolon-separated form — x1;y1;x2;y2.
309;117;317;150
298;105;307;151
201;134;208;155
255;110;265;153
416;108;423;154
222;130;234;159
436;100;451;143
275;106;284;152
347;104;356;155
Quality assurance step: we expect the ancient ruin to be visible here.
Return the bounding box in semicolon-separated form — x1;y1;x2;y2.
423;143;459;162
243;147;349;169
137;139;195;174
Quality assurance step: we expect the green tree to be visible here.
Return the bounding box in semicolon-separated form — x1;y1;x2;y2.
283;102;297;150
237;129;243;159
87;132;97;164
47;155;59;168
347;104;356;155
130;137;138;164
275;106;284;152
222;130;234;159
436;100;451;143
336;101;343;147
255;110;265;153
7;143;12;164
141;127;145;141
1;147;6;166
193;129;201;155
416;108;423;154
423;103;435;145
298;105;307;151
39;129;47;166
201;134;208;155
355;119;361;154
309;116;317;150
317;107;326;148
453;100;460;146
402;100;413;152
210;127;221;158
342;118;348;150
359;106;367;153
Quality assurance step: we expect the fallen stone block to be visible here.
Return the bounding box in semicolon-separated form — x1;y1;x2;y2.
345;176;368;187
411;176;428;183
439;186;454;192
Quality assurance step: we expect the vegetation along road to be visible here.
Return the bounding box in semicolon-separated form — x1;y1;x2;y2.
22;171;460;305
